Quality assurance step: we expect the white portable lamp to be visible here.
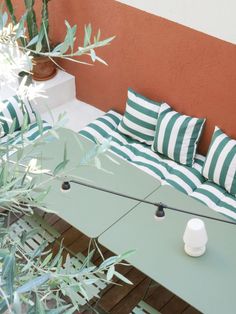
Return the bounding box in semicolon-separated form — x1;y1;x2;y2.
183;218;208;257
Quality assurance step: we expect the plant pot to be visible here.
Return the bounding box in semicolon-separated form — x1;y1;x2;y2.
32;56;57;81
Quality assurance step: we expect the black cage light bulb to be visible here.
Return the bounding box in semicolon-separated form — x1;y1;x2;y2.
61;181;71;192
155;203;166;221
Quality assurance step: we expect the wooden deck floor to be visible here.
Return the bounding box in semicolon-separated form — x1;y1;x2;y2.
38;212;202;314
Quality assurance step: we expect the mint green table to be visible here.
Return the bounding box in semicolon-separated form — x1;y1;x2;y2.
23;128;161;238
99;185;236;314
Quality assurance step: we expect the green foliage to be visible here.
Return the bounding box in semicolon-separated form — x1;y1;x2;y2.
0;210;132;312
0;87;131;313
0;7;131;313
24;0;38;42
3;0;17;24
53;144;69;176
41;0;49;51
3;1;115;65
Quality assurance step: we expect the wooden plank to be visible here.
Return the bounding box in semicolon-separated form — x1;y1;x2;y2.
52;218;71;234
43;213;60;225
59;226;83;247
68;234;91;255
99;268;146;312
182;306;202;314
34;209;59;225
110;278;150;314
141;281;160;300
161;296;189;314
145;285;174;311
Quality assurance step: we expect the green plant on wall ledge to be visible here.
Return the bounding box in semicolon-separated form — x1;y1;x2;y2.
4;0;115;80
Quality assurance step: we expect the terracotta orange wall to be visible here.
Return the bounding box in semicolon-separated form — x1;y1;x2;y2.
10;0;236;154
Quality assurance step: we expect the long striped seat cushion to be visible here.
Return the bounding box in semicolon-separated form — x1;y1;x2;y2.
0;120;51;148
190;182;236;220
0;95;35;137
79;110;236;220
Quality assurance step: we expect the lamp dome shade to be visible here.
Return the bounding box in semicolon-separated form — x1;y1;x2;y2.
183;218;208;247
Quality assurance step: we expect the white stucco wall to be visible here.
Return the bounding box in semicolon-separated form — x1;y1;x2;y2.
116;0;236;44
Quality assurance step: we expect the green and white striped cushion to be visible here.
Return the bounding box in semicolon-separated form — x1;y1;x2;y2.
202;127;236;195
190;181;236;220
117;88;162;145
79;111;236;219
152;103;205;166
0;120;51;147
0;120;51;160
0;95;35;137
79;110;205;195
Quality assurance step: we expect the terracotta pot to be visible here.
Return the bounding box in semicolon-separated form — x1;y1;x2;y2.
32;56;57;81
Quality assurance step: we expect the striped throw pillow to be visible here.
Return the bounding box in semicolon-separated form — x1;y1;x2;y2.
0;95;35;137
152;103;205;166
202;127;236;195
117;88;162;145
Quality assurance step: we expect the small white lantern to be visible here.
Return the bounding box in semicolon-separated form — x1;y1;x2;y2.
183;218;208;257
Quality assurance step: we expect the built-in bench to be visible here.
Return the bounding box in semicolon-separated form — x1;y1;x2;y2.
1;90;235;312
79;110;236;221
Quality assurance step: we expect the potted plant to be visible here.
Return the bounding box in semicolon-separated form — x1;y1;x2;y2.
5;0;56;80
5;0;115;81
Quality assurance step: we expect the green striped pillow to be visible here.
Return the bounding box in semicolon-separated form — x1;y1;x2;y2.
202;127;236;195
0;95;35;137
152;103;205;166
117;88;162;145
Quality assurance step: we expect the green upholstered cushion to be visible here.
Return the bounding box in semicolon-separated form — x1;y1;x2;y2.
80;110;205;196
151;103;205;166
117;88;162;145
0;95;35;137
202;127;236;195
0;120;51;146
80;110;236;220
